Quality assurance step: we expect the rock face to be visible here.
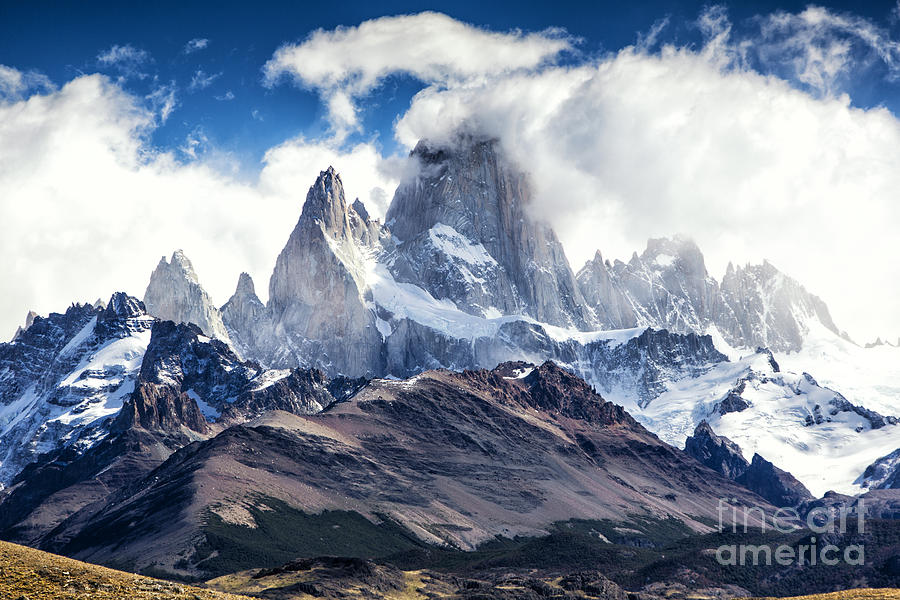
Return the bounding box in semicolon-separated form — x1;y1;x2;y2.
387;136;592;329
143;250;231;344
219;272;265;359
736;454;815;507
575;238;841;352
716;260;840;352
684;420;750;480
263;167;386;377
684;420;813;507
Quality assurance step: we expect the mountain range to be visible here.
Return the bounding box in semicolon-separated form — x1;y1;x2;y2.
1;132;898;590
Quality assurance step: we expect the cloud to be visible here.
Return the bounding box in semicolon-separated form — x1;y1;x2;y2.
0;75;399;340
146;81;177;122
189;69;221;91
391;10;900;342
695;4;900;96
215;90;235;101
184;38;210;54
96;44;152;81
263;11;573;138
0;65;54;101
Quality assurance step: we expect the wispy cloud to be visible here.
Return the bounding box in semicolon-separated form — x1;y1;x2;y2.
694;4;900;97
179;127;209;159
96;44;151;80
97;44;149;66
215;90;235;101
189;69;221;91
147;81;177;123
184;38;209;54
0;64;53;100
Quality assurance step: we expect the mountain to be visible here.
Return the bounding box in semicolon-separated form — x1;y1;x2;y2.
717;260;841;352
0;302;347;547
143;250;232;344
263;166;386;377
0;136;898;574
386;136;592;329
0;293;154;488
683;420;749;480
25;362;767;578
219;272;265;360
624;347;898;497
575;238;842;352
857;449;900;490
684;421;813;507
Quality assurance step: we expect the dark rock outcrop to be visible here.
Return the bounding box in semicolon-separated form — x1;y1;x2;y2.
736;454;814;508
684;421;750;480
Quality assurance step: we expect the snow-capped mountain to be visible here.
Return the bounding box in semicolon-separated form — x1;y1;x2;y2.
620;346;899;496
0;293;154;487
220;134;896;494
0;291;344;493
576;236;843;352
1;132;894;500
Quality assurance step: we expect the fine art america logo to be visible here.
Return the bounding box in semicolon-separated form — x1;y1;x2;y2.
716;498;866;567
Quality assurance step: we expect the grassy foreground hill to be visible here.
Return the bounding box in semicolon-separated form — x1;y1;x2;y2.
0;540;251;600
751;592;900;600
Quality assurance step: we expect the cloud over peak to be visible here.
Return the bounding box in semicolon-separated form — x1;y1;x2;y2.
263;11;573;138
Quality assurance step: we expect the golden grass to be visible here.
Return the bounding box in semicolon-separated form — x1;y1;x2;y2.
748;590;900;600
0;540;253;600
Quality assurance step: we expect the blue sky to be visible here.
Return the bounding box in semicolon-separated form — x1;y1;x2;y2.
4;0;899;167
1;1;900;343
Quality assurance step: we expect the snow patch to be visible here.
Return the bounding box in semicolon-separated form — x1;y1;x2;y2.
428;223;498;266
186;389;220;420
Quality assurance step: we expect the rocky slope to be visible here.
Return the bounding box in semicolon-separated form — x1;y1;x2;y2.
37;363;769;578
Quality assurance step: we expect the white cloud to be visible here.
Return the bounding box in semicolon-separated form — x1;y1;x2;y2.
4;9;900;345
189;69;221;91
0;75;398;340
146;81;177;123
263;11;573;138
215;90;235;101
96;44;151;74
392;12;900;343
184;38;210;54
0;65;53;100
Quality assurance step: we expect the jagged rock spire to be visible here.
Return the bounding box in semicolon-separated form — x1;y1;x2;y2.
143;250;231;344
265;167;385;376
